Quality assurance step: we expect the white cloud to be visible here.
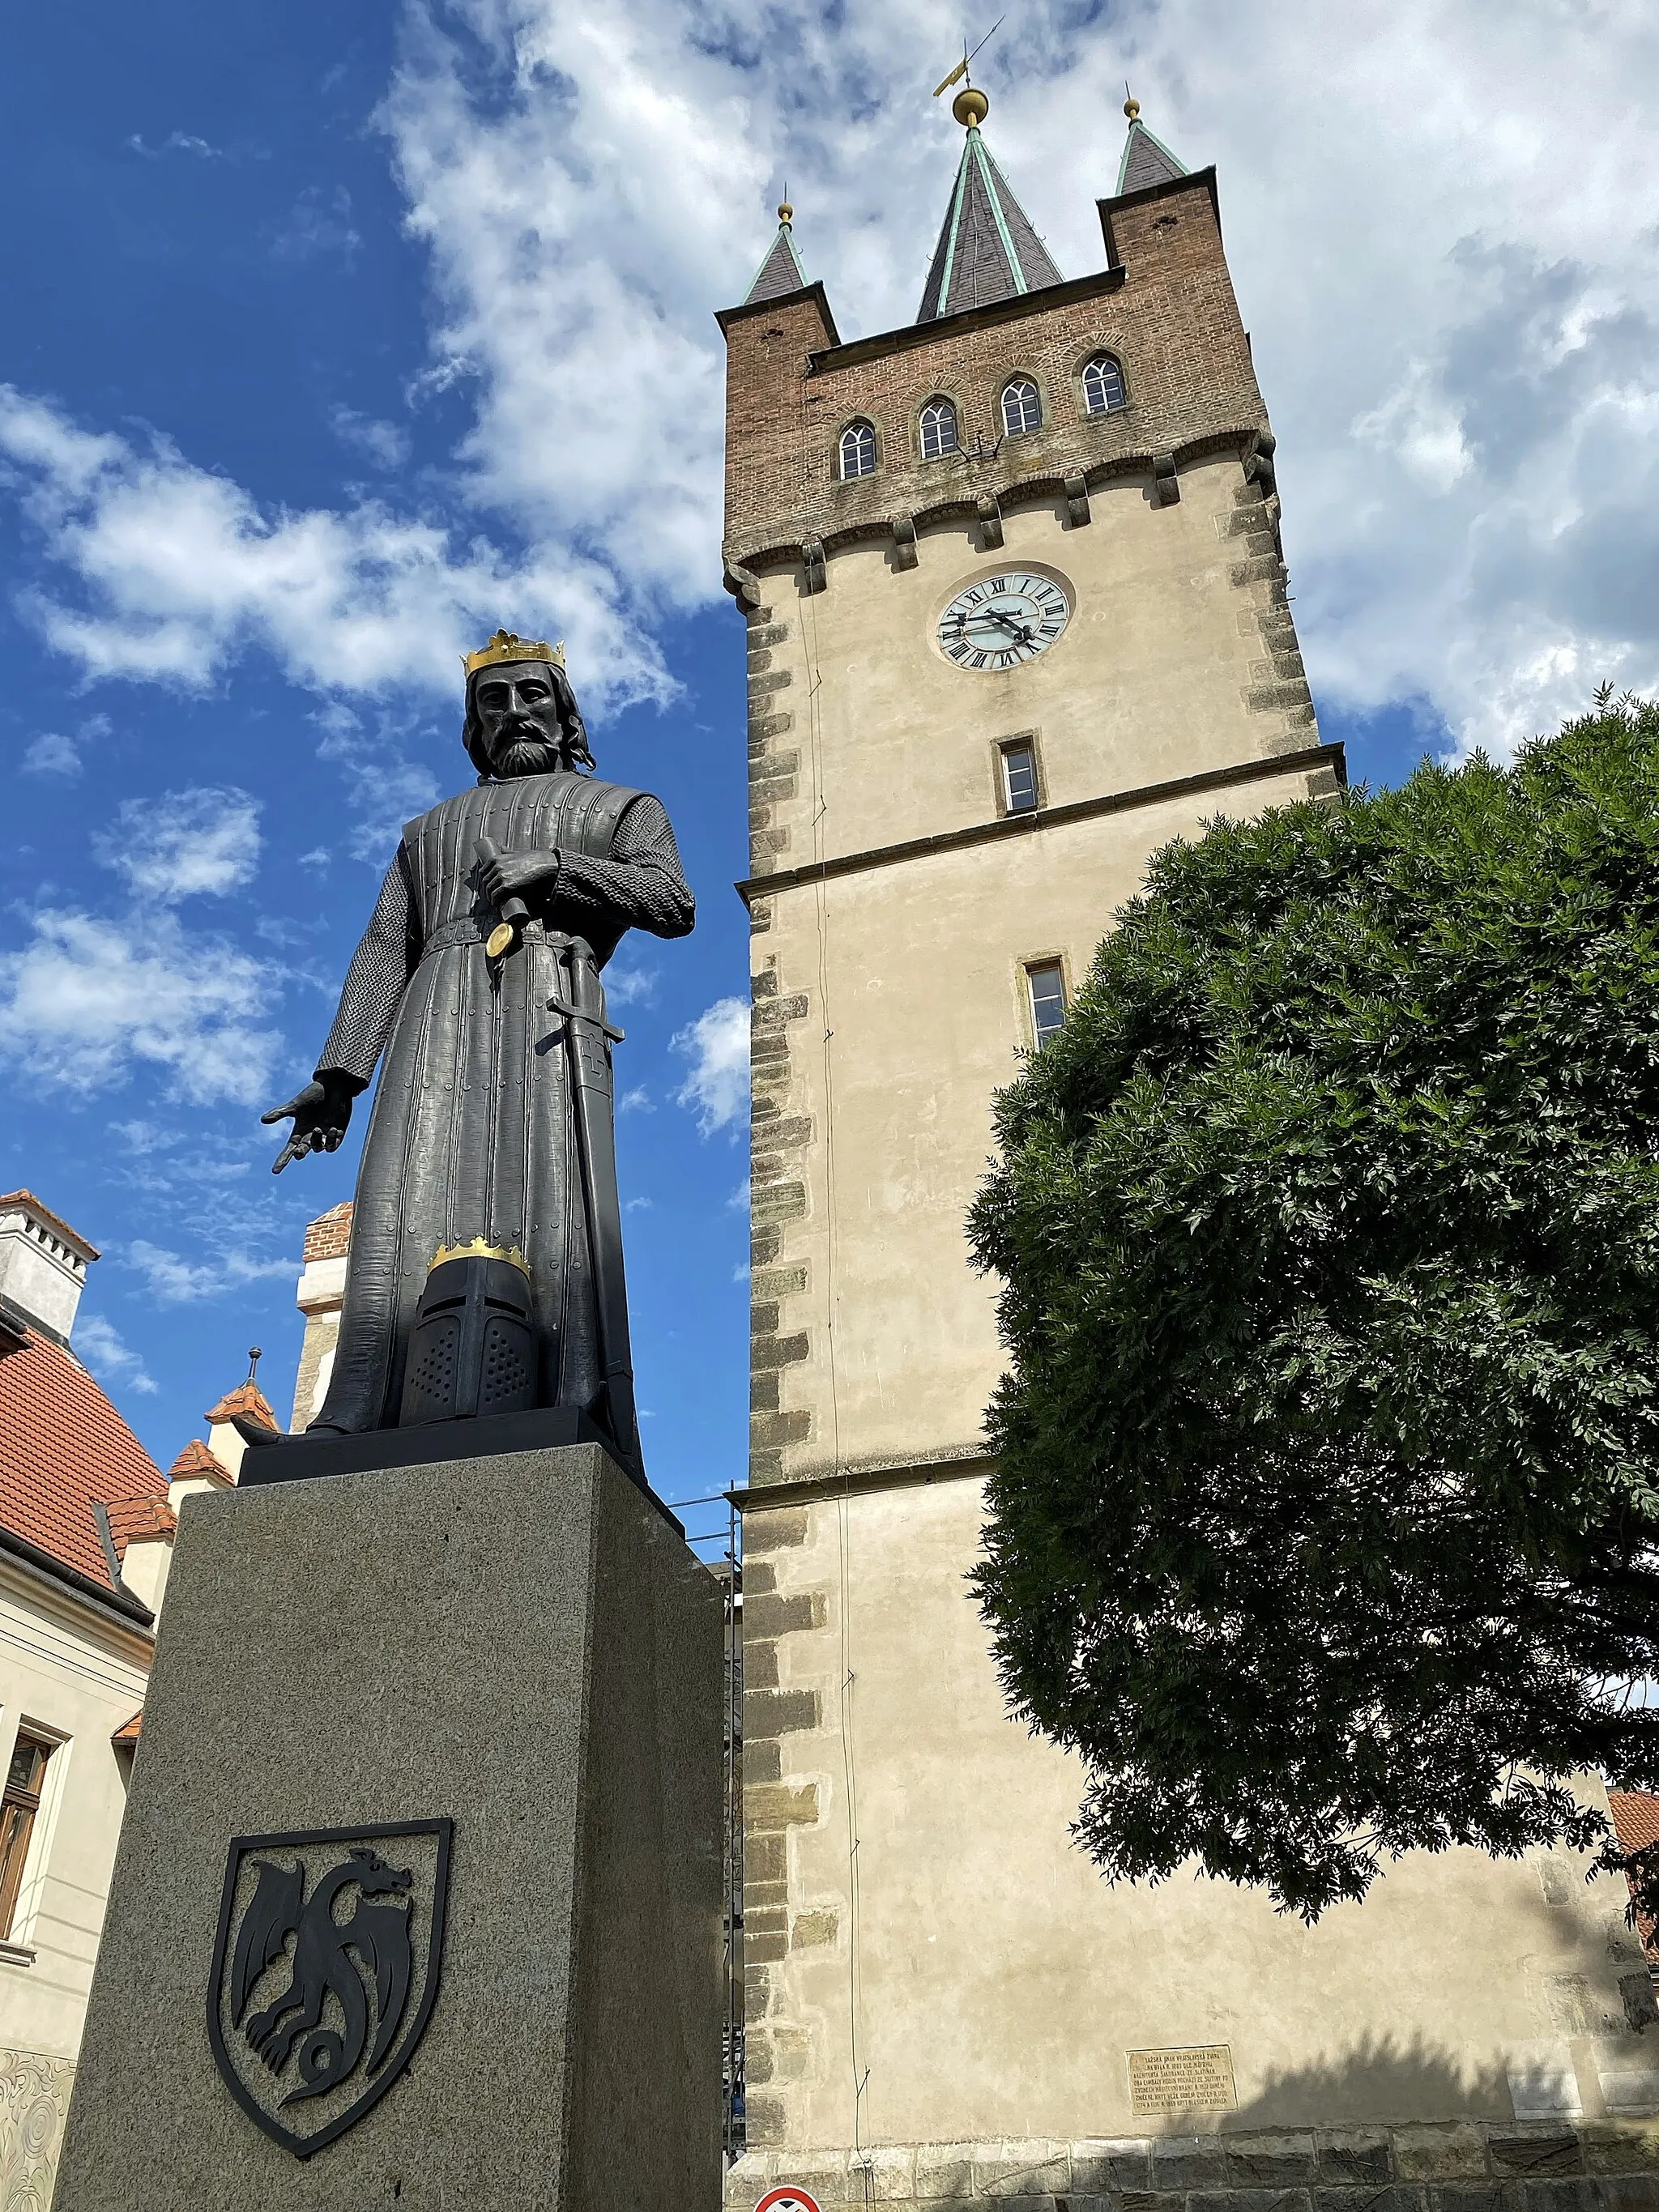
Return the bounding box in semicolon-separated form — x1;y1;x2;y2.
5;2;1657;769
126;131;220;160
19;710;108;778
330;406;412;471
23;732;80;776
123;1240;292;1303
0;908;279;1102
310;701;441;863
271;186;361;265
0;386;669;717
672;995;748;1136
96;786;262;902
109;1119;182;1156
602;961;657;1008
618;1084;652;1113
73;1314;158;1396
378;0;1659;757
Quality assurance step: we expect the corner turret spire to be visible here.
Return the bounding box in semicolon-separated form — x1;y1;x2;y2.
916;87;1064;323
744;199;809;305
1116;92;1189;194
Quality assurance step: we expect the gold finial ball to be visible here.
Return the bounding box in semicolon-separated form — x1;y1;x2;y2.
778;201;793;224
1124;93;1141;121
953;85;990;128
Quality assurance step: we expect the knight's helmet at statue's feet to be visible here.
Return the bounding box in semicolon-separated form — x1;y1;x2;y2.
398;1242;537;1426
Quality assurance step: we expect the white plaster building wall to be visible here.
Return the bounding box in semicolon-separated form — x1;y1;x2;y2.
755;457;1309;876
742;1477;1659;2159
754;757;1337;1483
0;1561;151;2199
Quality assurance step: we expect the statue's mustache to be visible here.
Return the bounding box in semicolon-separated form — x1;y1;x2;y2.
493;726;558;763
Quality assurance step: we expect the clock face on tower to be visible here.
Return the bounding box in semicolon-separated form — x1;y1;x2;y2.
936;571;1071;671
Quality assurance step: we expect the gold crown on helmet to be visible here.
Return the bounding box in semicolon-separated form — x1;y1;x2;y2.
462;629;565;679
429;1235;531;1276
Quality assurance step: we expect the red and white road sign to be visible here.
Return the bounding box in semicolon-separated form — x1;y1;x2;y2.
755;2190;822;2212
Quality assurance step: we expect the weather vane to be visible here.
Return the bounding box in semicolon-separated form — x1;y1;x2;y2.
932;15;1005;99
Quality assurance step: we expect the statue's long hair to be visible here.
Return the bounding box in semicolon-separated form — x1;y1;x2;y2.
463;659;595;781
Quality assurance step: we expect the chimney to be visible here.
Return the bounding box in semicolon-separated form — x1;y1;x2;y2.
292;1202;352;1430
0;1190;98;1343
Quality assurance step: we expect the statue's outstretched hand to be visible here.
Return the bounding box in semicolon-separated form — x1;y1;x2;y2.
262;1072;360;1174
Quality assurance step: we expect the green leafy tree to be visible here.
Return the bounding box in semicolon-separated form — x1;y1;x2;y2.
970;697;1659;1919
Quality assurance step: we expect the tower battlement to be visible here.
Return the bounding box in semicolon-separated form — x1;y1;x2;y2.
721;169;1269;580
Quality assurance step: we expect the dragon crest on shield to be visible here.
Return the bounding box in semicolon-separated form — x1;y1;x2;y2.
208;1818;452;2158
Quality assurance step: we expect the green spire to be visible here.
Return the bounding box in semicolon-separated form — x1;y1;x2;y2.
916;87;1064;322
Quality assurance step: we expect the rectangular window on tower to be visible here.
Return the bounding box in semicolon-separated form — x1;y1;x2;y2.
998;737;1042;816
0;1731;53;1941
1026;960;1068;1047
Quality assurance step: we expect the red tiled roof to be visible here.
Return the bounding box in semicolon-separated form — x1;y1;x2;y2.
203;1380;277;1430
1610;1792;1659;1855
112;1709;142;1745
104;1494;176;1556
0;1329;166;1592
304;1202;352;1263
0;1189;99;1262
167;1438;232;1483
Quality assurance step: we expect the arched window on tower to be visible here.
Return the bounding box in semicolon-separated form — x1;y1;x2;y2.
1001;377;1042;437
919;398;960;460
1082;352;1128;416
839;421;877;481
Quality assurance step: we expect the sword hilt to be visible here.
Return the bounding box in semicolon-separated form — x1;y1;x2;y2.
546;994;625;1043
476;833;528;959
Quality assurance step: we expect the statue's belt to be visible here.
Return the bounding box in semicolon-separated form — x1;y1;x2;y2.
419;916;558;960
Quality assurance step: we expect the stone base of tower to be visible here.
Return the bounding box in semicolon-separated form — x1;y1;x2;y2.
726;2119;1659;2210
731;1474;1659;2210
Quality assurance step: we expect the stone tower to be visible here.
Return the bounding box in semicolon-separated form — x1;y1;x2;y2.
719;91;1659;2210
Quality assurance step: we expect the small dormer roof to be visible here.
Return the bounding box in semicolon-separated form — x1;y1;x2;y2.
1116;104;1190;195
744;206;810;305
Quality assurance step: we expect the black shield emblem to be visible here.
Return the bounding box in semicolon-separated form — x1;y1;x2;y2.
207;1819;452;2159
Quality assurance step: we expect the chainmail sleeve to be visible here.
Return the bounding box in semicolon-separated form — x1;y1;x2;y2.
549;794;694;940
315;844;420;1085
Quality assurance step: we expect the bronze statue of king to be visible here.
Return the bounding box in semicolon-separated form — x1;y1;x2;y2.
259;632;693;1473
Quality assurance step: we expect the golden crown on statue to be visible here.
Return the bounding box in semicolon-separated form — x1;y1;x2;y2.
462;629;565;678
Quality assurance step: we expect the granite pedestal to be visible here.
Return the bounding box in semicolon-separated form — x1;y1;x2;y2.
53;1442;724;2211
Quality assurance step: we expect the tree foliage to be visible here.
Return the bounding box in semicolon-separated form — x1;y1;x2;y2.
970;698;1659;1918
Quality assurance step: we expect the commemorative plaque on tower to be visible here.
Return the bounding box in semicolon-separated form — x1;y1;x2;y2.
53;637;724;2210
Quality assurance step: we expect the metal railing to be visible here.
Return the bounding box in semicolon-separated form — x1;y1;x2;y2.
674;1488;746;2162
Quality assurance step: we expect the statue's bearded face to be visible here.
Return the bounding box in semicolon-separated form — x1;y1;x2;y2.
472;662;566;778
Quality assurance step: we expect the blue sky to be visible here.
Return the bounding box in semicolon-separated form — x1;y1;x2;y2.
2;0;1655;1524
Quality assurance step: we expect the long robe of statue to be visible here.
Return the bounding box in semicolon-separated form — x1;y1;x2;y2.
265;634;694;1450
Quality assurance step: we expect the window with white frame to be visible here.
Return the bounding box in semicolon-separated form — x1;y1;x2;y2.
1082;352;1128;416
1000;738;1040;814
1001;377;1041;436
1026;960;1068;1046
0;1733;53;1941
839;421;877;480
919;398;959;460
